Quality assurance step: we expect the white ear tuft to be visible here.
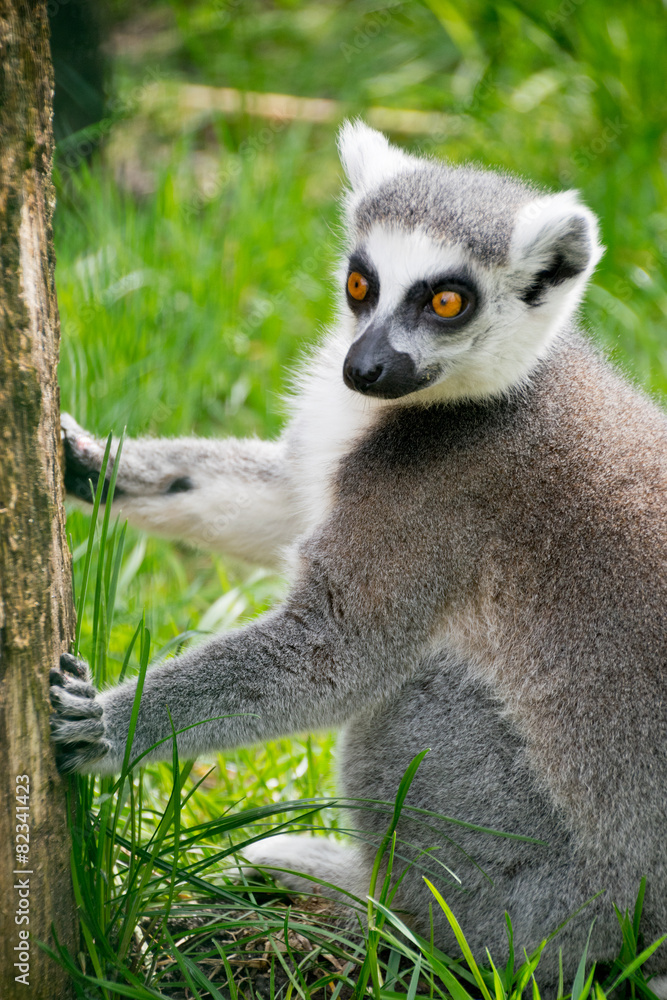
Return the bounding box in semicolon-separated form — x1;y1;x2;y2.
510;191;604;303
337;119;415;195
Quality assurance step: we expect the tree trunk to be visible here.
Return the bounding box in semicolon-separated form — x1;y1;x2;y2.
0;2;78;997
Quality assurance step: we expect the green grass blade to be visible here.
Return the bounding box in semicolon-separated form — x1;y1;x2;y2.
486;952;506;1000
162;708;184;929
91;430;125;686
531;973;541;1000
606;936;667;994
69;848;109;999
633;877;647;944
213;940;239;1000
117;616;143;688
161;929;205;1000
119;620;151;778
504;913;515;991
424;878;493;1000
106;518;127;637
572;921;596;1000
406;954;423;1000
73;432;112;654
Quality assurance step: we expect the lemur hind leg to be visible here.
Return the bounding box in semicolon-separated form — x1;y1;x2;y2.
238;834;369;907
61;413;303;568
650;977;667;1000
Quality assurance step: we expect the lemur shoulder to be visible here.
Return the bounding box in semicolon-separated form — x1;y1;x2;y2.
52;122;667;994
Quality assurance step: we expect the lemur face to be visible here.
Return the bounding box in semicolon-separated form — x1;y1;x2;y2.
341;227;483;399
337;122;603;404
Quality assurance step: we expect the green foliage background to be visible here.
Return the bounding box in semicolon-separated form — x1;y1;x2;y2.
51;0;667;988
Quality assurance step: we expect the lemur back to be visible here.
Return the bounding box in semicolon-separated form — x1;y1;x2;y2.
52;123;667;995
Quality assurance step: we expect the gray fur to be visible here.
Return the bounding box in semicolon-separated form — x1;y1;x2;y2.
355;163;536;264
61;413;301;568
52;124;667;993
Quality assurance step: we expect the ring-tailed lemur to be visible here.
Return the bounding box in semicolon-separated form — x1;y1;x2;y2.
51;122;667;993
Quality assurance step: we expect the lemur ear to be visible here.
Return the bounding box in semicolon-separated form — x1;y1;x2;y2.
338;120;415;194
510;191;604;306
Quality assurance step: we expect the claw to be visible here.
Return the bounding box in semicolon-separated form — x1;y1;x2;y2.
55;739;111;774
60;652;90;681
50;716;105;744
50;667;65;687
50;686;103;718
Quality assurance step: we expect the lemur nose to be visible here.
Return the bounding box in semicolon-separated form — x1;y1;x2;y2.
343;361;384;392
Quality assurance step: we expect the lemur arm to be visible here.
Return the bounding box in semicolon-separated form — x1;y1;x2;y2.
49;549;431;775
61;414;303;569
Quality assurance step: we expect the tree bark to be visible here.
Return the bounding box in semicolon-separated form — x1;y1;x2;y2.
0;1;77;997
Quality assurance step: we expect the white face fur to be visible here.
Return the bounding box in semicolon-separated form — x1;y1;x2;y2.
335;121;604;406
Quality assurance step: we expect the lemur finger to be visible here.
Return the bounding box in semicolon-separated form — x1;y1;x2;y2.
55;740;111;775
50;686;103;718
50;665;97;699
55;677;98;700
50;716;105;744
50;669;96;699
60;651;91;681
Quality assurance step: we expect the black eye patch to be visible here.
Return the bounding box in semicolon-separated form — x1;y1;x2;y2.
345;250;379;310
401;275;478;329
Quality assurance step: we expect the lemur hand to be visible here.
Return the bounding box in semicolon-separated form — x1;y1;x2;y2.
60;412;110;504
50;653;112;773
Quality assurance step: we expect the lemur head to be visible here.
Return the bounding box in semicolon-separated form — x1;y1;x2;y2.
336;121;603;404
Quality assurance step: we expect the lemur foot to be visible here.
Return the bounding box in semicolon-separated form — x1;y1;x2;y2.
61;412;117;503
50;652;111;773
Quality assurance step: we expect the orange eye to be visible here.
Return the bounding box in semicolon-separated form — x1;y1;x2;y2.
348;272;369;301
432;290;463;318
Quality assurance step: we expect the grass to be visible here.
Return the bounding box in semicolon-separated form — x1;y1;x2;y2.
51;0;667;995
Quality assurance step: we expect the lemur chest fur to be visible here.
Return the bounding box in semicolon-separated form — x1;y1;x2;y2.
286;333;389;530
